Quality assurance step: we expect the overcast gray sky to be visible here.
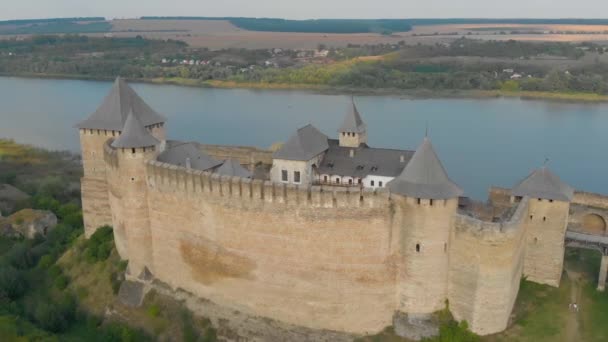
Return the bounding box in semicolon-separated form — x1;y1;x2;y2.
2;0;607;21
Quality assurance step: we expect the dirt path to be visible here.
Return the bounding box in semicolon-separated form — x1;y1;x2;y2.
564;269;582;342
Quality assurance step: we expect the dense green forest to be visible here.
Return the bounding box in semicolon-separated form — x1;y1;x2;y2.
141;16;608;30
140;17;411;34
0;18;110;35
0;18;105;26
0;139;150;340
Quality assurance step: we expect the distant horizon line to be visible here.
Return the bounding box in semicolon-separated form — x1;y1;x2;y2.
3;16;608;22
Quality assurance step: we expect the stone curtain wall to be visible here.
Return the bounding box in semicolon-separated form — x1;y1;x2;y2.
449;198;528;335
95;143;556;336
142;160;397;334
573;191;608;210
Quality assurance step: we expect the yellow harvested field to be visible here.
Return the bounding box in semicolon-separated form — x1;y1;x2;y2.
110;19;242;34
101;20;608;48
4;20;608;49
411;23;608;34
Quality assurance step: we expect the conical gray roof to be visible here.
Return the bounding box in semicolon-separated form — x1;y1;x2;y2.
273;124;329;161
157;142;222;171
111;111;160;148
512;166;574;201
387;138;463;199
338;99;366;134
76;77;166;130
216;159;253;178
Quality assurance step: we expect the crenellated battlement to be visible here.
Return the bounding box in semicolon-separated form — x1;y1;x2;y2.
573;191;608;209
145;159;390;209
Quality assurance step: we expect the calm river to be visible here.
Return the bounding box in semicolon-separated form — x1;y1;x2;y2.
1;76;607;199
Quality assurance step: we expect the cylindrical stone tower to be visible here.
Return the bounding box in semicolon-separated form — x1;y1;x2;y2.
110;111;160;277
77;76;166;237
388;137;463;314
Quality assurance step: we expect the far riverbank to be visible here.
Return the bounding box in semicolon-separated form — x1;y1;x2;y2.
3;72;608;103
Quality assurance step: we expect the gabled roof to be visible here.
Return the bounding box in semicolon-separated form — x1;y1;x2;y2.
111;111;160;148
216;159;253;178
387;138;463;199
317;139;413;178
338;99;366;134
273;124;329;161
512;166;574;202
76;77;166;130
157;142;222;171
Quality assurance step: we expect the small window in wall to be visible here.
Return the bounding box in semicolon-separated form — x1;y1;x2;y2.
131;148;136;154
324;175;328;182
549;199;554;203
530;215;534;220
349;179;353;185
358;179;362;184
335;178;340;184
444;243;447;252
379;181;383;187
538;198;542;201
430;199;434;206
416;244;421;253
281;170;288;182
417;198;421;205
371;180;375;186
543;217;546;222
294;171;301;183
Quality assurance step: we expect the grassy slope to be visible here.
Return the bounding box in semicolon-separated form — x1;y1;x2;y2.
58;237;217;341
359;248;608;342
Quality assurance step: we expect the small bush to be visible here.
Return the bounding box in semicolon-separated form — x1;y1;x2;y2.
0;265;27;299
48;265;62;279
147;304;160;318
203;327;218;342
76;286;89;299
118;260;128;272
83;226;114;263
110;272;122;295
54;274;69;290
37;255;54;269
0;171;17;185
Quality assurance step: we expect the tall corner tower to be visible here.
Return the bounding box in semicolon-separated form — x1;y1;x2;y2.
338;98;367;148
76;76;166;237
110;111;160;276
513;166;573;287
387;137;463;314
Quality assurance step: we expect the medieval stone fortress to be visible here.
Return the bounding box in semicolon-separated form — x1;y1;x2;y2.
78;77;608;337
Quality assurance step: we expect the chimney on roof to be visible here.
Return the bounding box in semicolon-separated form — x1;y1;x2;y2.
186;158;192;170
400;155;405;163
350;149;355;158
